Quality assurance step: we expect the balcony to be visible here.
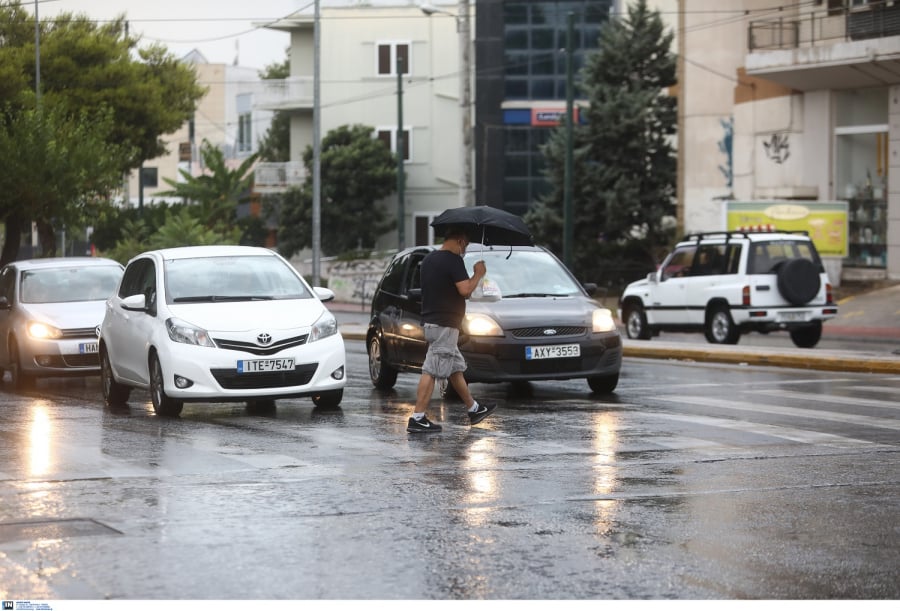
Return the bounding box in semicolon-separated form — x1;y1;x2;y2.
746;1;900;91
254;77;314;111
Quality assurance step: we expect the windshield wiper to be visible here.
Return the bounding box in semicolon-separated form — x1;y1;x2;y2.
173;295;274;303
503;292;570;298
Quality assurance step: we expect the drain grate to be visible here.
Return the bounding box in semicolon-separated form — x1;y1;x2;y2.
0;518;122;543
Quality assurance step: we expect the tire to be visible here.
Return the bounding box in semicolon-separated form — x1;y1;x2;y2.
588;373;619;394
149;353;183;417
312;389;343;409
705;306;740;345
623;303;651;340
100;346;131;406
368;334;398;390
790;321;822;348
777;258;820;306
8;337;35;391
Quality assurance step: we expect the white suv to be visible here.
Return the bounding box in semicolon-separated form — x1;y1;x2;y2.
618;231;838;348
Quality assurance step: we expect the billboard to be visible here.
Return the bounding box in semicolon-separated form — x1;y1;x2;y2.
725;201;848;257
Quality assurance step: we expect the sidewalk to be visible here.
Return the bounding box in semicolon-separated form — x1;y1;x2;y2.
328;282;900;375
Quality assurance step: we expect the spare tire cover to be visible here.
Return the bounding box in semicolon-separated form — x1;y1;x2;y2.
777;258;821;305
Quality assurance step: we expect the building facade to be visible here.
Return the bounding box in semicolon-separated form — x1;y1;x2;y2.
124;51;274;208
681;0;900;282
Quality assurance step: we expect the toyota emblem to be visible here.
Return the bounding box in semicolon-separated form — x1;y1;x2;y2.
257;333;273;345
543;328;557;335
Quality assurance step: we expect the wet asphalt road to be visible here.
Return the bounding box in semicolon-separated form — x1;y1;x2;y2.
0;342;898;600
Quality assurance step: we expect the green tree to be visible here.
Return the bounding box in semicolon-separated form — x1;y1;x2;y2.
0;105;131;261
0;3;205;262
528;0;677;283
159;139;258;233
277;124;396;258
257;57;291;162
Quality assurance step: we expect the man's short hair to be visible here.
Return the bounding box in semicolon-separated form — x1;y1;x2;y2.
443;225;468;240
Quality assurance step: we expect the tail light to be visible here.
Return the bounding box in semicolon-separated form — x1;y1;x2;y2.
826;283;833;304
742;285;751;306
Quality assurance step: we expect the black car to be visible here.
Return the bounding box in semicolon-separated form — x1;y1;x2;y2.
366;244;622;393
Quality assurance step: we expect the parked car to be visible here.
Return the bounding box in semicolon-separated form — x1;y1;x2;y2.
0;257;124;389
98;245;345;417
618;231;838;347
367;244;622;394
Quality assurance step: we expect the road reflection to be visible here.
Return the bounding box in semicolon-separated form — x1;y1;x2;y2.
591;410;620;529
28;402;52;477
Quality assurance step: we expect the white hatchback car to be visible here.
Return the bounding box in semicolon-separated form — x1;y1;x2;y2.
99;245;346;416
0;257;124;389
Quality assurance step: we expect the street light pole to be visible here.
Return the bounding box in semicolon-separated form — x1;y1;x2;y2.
397;53;405;250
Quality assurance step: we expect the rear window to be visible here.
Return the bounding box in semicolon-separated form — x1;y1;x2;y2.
748;240;820;274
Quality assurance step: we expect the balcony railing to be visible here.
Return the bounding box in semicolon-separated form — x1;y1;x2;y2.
748;1;900;51
254;77;314;110
254;162;305;193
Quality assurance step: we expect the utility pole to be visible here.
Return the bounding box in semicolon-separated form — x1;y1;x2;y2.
459;0;473;206
312;0;322;286
34;0;40;106
397;53;405;250
563;12;575;269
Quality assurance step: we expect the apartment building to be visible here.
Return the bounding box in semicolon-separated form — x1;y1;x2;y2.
681;0;900;282
124;50;274;210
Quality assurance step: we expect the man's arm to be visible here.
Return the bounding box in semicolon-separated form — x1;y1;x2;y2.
455;260;486;298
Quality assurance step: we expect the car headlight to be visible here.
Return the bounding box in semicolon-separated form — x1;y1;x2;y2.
592;308;617;333
308;311;338;342
463;313;503;337
28;321;63;340
165;317;216;347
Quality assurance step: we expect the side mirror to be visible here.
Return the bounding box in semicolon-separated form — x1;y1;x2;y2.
0;296;9;310
314;287;335;302
646;271;658;283
407;288;422;302
582;282;598;296
121;293;147;312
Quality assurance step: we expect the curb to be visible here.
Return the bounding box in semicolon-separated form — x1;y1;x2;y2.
338;325;900;375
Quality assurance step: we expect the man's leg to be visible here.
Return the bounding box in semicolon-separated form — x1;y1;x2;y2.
415;372;437;412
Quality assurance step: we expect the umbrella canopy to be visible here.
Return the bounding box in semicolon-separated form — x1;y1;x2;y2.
430;205;533;247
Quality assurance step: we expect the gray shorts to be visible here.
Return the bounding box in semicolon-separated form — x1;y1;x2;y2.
422;324;467;380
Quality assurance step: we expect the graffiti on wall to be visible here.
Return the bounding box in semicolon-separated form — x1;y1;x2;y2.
325;256;391;304
763;133;790;164
718;116;733;189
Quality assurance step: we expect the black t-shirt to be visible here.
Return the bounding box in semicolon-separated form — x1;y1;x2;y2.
420;249;469;328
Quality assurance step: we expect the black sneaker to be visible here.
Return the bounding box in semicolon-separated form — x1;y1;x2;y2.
407;415;443;433
468;403;496;425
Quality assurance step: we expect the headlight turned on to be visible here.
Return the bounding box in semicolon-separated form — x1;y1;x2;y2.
592;308;617;333
464;313;503;337
27;321;63;340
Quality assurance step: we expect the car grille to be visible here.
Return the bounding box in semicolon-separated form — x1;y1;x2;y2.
60;327;98;339
213;334;309;356
210;362;318;390
521;357;582;375
511;326;586;339
39;354;99;368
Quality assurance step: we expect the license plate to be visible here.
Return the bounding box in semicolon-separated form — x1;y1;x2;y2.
79;342;98;354
237;358;295;373
525;344;581;360
779;311;809;322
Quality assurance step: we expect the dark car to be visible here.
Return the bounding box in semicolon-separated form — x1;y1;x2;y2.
366;244;622;394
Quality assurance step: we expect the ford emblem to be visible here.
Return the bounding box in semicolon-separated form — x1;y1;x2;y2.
543;328;557;335
257;333;273;345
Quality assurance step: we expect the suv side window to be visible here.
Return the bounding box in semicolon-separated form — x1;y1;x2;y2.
692;244;726;276
661;246;696;280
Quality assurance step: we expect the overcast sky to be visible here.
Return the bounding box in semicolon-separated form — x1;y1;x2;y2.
34;0;306;70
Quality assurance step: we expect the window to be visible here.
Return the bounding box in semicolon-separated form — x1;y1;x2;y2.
377;42;410;76
237;112;252;153
377;128;411;162
415;214;437;246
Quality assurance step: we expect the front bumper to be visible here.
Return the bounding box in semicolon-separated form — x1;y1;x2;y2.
21;337;100;376
459;333;622;383
156;333;346;402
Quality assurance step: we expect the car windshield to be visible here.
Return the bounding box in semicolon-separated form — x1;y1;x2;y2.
462;249;582;300
20;265;123;304
164;255;313;303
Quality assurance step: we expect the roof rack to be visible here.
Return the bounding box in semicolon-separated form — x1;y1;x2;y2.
680;229;809;242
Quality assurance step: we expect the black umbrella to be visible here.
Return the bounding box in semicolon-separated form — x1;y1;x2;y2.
430;205;533;246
